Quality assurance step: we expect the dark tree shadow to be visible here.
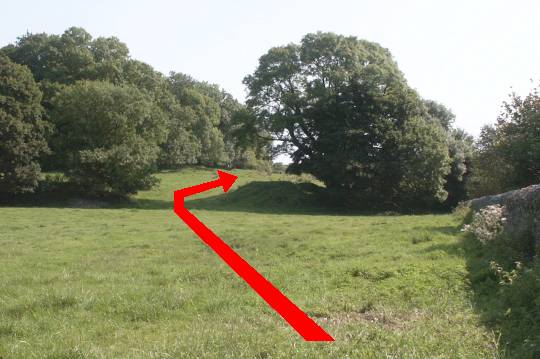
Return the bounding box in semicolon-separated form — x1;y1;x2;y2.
184;181;450;216
185;181;329;215
424;219;540;358
413;225;458;235
1;180;449;215
0;182;164;210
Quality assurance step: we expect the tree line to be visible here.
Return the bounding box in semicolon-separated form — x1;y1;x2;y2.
0;27;268;196
1;29;538;207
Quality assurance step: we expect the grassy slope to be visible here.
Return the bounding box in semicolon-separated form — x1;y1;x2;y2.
0;168;497;358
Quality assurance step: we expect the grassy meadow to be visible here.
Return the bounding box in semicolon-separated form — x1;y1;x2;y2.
0;168;500;358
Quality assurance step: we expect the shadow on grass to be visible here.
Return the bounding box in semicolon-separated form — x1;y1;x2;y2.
0;180;448;216
186;181;330;215
0;181;321;213
427;220;540;358
423;225;457;235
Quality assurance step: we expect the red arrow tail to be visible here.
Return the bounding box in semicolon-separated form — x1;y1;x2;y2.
175;207;333;341
173;170;334;341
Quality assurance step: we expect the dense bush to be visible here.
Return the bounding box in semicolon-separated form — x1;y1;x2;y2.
50;80;166;195
0;54;49;194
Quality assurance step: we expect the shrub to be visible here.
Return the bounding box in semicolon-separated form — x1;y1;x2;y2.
462;204;506;244
481;258;540;356
490;260;523;286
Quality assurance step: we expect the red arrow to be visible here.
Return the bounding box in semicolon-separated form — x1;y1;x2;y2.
173;170;334;341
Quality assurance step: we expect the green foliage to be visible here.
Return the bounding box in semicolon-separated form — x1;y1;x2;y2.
1;27;131;87
2;28;95;85
158;119;201;168
469;85;540;197
229;148;272;173
50;80;166;195
498;87;540;187
395;116;450;205
244;32;453;207
459;198;540;357
192;79;265;166
424;100;474;206
423;99;455;131
0;54;49;194
445;128;474;206
468;125;514;197
466;228;540;357
90;36;130;83
164;72;267;168
227;107;272;168
2;27;266;177
494;261;540;357
167;74;225;165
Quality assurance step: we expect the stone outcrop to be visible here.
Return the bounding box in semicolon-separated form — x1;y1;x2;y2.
465;184;540;256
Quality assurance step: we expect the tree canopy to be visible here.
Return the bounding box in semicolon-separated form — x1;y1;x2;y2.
0;54;49;194
1;27;266;195
0;28;484;206
469;85;540;197
244;32;461;207
50;80;167;195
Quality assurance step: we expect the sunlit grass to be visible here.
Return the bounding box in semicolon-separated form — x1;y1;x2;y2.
0;168;497;358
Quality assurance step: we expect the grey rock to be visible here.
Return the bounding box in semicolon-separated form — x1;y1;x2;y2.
464;184;540;256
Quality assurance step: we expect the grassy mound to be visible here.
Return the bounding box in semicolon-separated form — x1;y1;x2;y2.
188;180;324;213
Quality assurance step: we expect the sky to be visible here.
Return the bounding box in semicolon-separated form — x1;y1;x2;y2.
2;0;539;157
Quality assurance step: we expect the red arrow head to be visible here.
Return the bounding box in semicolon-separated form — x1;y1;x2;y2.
217;170;238;192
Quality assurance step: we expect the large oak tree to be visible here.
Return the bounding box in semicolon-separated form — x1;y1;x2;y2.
244;32;451;206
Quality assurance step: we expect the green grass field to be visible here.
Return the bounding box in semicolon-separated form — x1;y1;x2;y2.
0;168;499;358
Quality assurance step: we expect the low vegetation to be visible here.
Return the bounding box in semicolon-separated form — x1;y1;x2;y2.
0;168;500;358
460;196;540;358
